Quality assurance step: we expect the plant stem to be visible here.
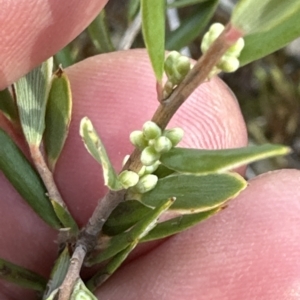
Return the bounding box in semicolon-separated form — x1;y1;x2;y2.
30;145;67;210
60;23;243;294
57;245;86;300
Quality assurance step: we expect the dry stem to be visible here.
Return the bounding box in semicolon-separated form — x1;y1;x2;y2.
30;145;68;211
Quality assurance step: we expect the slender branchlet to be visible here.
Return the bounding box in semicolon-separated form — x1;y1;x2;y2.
59;23;244;298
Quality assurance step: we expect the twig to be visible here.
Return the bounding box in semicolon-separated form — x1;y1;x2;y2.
30;145;69;211
60;23;243;295
57;245;86;300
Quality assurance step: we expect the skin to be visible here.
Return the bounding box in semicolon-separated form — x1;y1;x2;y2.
1;1;300;299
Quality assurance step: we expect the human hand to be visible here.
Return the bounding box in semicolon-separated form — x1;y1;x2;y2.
1;2;300;299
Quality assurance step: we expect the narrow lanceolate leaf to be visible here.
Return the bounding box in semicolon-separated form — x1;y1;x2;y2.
0;129;61;229
51;201;78;234
166;0;218;51
44;68;72;171
167;0;211;8
0;88;19;124
87;242;137;291
160;144;291;175
14;57;53;146
87;10;115;53
103;200;153;236
141;208;220;242
141;0;165;82
80;117;122;191
0;257;46;292
71;278;98;300
87;198;174;266
141;173;246;213
231;1;300;66
43;247;70;300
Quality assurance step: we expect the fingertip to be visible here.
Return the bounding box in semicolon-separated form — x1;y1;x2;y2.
0;0;107;89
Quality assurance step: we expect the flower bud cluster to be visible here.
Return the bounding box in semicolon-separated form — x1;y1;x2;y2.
163;51;191;99
201;23;245;74
120;121;184;194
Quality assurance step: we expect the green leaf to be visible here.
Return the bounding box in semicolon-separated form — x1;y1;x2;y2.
160;144;290;175
0;129;61;229
87;10;115;53
43;247;70;299
44;68;72;171
80;117;122;191
231;0;300;34
0;88;19;124
87;198;174;266
153;164;175;178
141;173;246;213
71;278;98;300
86;242;137;291
231;1;300;66
103;200;152;236
141;0;165;82
14;57;53;146
51;201;78;235
167;0;212;8
166;0;218;51
141;207;220;242
0;257;46;292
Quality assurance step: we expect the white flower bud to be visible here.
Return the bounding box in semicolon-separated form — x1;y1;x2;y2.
133;174;158;194
142;121;162;140
163;128;184;146
141;146;160;166
118;170;139;189
129;130;148;149
153;136;173;153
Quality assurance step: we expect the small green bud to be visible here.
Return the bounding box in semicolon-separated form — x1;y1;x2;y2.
138;165;146;177
133;174;158;194
144;160;160;174
218;56;240;73
141;146;160;166
226;37;245;57
176;56;191;76
209;23;225;41
201;32;211;53
163;80;174;99
130;130;148;149
163;127;184;146
142;121;162;140
164;51;190;85
201;23;224;54
164;51;180;73
153;136;173;153
118;170;139;189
